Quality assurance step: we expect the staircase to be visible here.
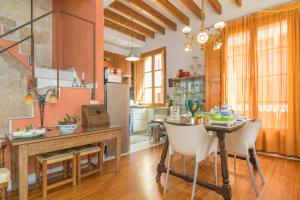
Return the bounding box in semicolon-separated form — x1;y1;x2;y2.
0;24;82;89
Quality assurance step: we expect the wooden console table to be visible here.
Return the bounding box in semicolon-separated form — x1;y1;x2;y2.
6;125;121;200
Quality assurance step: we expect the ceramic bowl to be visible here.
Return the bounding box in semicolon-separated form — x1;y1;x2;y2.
58;124;78;134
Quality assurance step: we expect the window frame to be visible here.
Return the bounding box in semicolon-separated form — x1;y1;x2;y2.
140;47;166;107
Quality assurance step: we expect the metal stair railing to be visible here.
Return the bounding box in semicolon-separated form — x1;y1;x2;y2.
0;5;96;100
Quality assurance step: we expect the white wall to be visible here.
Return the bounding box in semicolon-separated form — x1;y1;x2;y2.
138;19;205;96
104;42;130;56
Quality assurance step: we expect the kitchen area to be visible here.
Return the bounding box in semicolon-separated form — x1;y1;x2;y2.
104;51;168;154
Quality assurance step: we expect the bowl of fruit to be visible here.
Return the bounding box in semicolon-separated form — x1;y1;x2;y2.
58;114;80;134
11;124;46;139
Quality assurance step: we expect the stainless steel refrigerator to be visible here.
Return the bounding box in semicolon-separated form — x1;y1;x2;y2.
106;82;130;157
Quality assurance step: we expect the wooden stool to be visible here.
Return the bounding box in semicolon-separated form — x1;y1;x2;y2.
35;149;77;198
74;144;102;184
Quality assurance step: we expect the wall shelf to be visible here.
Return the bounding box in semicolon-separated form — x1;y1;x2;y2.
169;74;205;82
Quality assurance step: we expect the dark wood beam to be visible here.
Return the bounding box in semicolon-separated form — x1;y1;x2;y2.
156;0;190;25
180;0;203;20
104;19;146;41
104;9;155;38
110;1;165;34
207;0;222;15
128;0;177;31
235;0;242;7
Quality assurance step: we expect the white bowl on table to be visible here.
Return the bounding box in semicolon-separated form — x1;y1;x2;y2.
58;124;78;134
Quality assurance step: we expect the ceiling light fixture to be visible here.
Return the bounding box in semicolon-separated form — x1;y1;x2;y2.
182;0;225;51
126;18;140;62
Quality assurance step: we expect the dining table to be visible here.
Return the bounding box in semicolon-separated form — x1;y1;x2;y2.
6;125;121;200
155;118;259;200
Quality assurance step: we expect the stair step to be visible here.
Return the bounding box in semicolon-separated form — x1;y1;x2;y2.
36;78;75;89
35;67;77;81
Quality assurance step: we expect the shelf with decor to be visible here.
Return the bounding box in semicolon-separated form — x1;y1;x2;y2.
170;75;206;115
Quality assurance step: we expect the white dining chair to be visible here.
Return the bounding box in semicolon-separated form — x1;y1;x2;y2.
226;119;265;196
163;122;218;200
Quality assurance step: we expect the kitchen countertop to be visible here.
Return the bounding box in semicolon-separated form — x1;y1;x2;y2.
130;105;169;109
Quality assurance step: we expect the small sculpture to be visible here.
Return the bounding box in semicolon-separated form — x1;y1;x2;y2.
185;99;201;117
189;56;202;75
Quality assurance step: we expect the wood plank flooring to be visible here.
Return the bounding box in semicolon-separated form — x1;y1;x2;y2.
9;145;300;200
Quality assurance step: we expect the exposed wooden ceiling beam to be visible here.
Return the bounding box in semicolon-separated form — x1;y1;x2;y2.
156;0;190;25
104;19;146;41
180;0;203;20
235;0;242;7
110;1;165;34
127;0;177;31
207;0;222;15
104;9;155;38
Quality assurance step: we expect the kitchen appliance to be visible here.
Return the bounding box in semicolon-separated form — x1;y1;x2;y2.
105;82;130;156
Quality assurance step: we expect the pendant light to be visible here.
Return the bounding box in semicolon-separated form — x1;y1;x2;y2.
126;18;140;62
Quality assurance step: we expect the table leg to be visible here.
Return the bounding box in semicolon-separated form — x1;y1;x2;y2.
115;135;121;172
10;145;18;191
248;148;258;171
18;145;28;200
156;137;169;182
217;131;232;200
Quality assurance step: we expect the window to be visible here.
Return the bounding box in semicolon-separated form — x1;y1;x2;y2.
225;20;288;128
140;47;166;106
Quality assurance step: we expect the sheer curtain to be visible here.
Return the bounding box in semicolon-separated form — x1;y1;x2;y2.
222;2;300;156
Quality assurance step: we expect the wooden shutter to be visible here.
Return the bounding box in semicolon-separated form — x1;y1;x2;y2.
205;42;221;111
134;58;144;103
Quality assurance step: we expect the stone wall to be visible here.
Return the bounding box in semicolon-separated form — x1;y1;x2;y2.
0;49;32;135
0;0;52;67
0;0;52;136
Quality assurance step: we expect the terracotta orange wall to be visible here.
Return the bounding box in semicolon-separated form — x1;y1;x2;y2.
0;38;31;70
6;88;91;174
52;0;104;103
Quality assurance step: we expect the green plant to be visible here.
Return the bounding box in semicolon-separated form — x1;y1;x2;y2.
58;114;80;125
25;124;33;132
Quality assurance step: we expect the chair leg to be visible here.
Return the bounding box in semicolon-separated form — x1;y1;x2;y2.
99;142;104;174
246;156;259;196
164;154;173;195
42;161;48;199
191;161;199;200
88;154;92;170
214;151;218;185
63;161;68;178
35;159;41;186
234;153;237;174
72;156;77;186
253;147;265;185
183;156;186;176
77;154;81;185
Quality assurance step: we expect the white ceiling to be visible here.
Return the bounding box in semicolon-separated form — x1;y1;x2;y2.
104;0;295;49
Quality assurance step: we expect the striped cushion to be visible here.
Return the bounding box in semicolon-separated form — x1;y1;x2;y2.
37;149;75;164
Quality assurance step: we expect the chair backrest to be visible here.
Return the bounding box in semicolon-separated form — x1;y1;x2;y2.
229;119;262;152
164;122;216;158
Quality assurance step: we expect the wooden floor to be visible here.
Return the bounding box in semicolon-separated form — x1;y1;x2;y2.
9;144;300;200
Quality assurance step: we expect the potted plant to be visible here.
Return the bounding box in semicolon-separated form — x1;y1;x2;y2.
58;114;80;134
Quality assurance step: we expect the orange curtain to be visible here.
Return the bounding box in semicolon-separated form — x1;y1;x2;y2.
222;2;300;156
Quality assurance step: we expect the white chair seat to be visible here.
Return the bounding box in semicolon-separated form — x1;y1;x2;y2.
0;168;10;184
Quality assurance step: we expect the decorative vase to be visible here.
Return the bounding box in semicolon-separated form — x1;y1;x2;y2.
185;99;201;117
